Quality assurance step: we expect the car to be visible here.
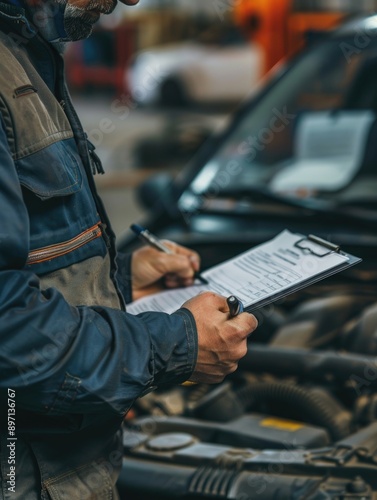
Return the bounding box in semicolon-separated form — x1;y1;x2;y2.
126;24;263;106
117;14;377;499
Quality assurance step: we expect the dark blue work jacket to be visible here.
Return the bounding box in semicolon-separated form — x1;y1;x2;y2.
0;3;197;498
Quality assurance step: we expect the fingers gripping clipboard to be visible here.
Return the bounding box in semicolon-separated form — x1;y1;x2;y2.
127;230;362;315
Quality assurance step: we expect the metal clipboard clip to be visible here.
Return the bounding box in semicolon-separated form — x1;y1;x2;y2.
294;234;340;257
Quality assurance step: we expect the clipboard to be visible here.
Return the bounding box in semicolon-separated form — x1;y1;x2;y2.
244;233;361;313
126;230;362;316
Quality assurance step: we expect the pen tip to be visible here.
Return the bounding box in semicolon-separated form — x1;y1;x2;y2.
195;274;209;285
130;224;145;235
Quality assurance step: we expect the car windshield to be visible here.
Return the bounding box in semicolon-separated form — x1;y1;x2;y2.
179;35;377;216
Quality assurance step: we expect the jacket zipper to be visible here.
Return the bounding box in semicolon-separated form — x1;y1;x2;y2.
27;223;102;265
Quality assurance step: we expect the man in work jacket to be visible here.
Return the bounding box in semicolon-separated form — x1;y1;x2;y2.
0;0;257;498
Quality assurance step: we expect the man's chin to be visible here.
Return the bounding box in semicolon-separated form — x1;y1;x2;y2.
63;5;100;41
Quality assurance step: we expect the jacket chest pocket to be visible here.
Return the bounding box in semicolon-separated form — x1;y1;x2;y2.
16;137;104;273
15;138;83;200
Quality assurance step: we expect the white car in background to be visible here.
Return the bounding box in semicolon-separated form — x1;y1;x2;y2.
126;27;263;106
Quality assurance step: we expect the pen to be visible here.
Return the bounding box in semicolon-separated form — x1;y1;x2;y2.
227;295;244;317
130;224;209;285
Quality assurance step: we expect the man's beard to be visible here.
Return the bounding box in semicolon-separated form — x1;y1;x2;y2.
60;0;117;41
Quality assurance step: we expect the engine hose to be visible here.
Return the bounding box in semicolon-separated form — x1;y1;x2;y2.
235;382;351;441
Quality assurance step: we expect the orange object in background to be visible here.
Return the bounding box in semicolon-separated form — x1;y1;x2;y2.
234;0;292;75
234;0;347;75
287;11;346;57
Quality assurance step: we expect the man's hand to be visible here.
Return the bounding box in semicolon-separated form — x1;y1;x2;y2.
182;292;258;384
132;240;201;300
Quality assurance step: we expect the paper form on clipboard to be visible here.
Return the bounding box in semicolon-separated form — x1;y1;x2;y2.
126;229;361;315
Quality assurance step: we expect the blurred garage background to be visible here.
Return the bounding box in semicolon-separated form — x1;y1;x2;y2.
62;3;377;498
65;0;377;237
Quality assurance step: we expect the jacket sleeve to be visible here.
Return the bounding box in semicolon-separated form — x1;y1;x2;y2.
0;120;198;417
